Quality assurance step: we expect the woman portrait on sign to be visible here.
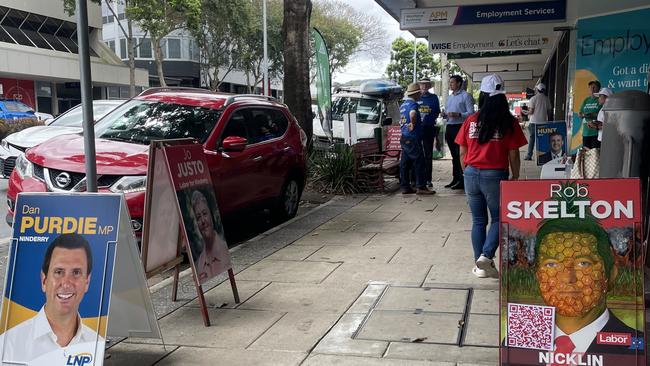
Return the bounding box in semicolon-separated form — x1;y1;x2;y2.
190;190;230;283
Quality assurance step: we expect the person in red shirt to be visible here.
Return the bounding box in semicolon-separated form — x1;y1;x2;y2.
455;74;527;278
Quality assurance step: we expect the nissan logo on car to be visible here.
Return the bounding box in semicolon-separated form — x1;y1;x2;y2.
54;172;72;188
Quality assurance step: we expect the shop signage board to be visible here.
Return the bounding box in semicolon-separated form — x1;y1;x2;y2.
428;24;554;53
141;140;239;327
534;121;567;166
500;179;645;366
401;0;565;29
569;7;650;153
0;193;159;365
447;49;542;60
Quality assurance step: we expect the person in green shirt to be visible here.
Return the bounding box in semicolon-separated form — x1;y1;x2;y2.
578;80;602;149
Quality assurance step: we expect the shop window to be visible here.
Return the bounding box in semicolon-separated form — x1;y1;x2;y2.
120;38;127;59
139;38;152;58
167;38;181;59
107;40;115;53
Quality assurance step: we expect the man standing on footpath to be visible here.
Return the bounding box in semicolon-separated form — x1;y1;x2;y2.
399;83;434;195
418;78;441;189
523;83;552;160
578;80;602;149
443;75;474;190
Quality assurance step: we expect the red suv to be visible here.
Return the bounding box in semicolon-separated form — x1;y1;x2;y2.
7;88;308;234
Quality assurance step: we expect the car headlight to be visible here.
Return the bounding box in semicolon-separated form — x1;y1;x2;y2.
109;175;147;193
14;153;33;178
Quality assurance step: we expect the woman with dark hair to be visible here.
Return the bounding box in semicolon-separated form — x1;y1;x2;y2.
455;74;528;278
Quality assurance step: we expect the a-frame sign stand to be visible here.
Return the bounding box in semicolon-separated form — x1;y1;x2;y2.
141;139;239;326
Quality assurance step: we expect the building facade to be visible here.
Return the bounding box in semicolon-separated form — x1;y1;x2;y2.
0;0;148;115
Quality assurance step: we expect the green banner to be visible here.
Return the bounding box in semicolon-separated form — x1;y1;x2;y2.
311;28;332;139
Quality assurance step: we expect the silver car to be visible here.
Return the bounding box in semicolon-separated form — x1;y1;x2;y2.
0;100;124;178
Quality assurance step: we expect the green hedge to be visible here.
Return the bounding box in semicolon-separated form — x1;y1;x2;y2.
0;117;43;141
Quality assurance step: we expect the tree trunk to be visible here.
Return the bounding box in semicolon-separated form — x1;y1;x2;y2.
282;0;312;145
153;37;167;87
127;19;136;96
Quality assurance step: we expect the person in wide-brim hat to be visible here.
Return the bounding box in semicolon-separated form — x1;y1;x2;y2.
405;82;421;97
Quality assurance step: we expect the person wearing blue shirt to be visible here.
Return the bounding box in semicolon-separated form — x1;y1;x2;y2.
443;75;475;190
418;78;441;188
399;83;434;195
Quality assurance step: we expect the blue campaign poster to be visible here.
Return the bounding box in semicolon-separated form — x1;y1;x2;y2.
570;7;650;153
534;121;567;166
0;193;121;366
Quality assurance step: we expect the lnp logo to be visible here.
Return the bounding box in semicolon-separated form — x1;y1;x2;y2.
66;353;93;366
596;332;631;346
54;172;72;188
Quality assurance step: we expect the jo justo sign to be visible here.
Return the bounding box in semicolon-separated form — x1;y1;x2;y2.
401;0;565;29
429;24;553;53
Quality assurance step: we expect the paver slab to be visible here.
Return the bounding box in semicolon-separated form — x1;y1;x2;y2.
464;314;499;347
424;263;499;289
347;221;422;233
236;260;340;283
470;290;499;315
248;312;341;352
388;245;442;265
293;231;375;246
303;354;454;366
187;280;269;308
146;307;283;348
306;245;401;263
312;313;388;357
105;342;174;366
323;263;431;287
266;245;323;261
384;343;499;364
376;287;468;313
239;282;364;313
157;347;306;366
365;232;448;247
355;310;461;344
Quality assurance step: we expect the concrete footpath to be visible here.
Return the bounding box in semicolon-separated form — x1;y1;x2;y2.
105;156;543;366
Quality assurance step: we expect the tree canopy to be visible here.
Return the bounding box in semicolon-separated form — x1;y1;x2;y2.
385;38;438;88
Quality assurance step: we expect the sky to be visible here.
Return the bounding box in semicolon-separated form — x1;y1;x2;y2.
334;0;416;83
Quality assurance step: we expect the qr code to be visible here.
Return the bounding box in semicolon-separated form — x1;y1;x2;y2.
507;303;555;351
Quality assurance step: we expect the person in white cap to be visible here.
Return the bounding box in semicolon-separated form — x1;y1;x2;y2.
522;82;552;160
455;74;527;278
592;87;614;143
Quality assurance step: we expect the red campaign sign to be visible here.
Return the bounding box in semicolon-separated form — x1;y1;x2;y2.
164;144;212;191
163;143;232;284
499;178;645;366
386;126;401;150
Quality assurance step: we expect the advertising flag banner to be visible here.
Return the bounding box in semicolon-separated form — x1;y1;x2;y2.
0;193;121;366
569;8;650;153
311;28;333;140
534;121;567;166
500;179;645;366
164;143;232;284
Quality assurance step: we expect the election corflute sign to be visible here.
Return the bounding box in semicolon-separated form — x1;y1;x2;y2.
0;194;121;366
500;179;645;366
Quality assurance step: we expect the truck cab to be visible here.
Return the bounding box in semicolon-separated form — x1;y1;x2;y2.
312;80;402;148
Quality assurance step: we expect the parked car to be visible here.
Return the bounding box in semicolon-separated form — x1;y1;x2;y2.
0;100;124;178
7;88;308;236
0;99;35;120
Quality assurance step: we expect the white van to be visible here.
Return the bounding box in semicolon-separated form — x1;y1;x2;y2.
312;80;402;148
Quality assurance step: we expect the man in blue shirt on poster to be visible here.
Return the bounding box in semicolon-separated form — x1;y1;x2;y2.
418;78;441;188
399;83;434;195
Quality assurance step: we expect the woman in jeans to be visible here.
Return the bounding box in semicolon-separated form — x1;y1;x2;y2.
455;74;528;278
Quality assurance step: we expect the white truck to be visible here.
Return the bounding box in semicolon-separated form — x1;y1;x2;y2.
312;80;402;148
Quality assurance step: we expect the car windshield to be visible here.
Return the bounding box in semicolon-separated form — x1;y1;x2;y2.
4;101;34;113
94;100;222;145
331;97;381;124
51;103;119;127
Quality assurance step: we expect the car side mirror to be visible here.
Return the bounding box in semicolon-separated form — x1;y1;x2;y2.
222;136;247;152
382;117;393;126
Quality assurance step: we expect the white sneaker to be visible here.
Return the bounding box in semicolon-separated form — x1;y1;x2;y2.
472;266;488;278
476;255;499;278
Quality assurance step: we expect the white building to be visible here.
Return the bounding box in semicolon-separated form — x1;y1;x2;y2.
0;1;148;115
101;1;283;97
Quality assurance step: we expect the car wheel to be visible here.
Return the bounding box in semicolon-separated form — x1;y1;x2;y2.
272;177;301;221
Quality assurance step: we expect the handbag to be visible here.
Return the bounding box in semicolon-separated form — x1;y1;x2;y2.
570;148;600;179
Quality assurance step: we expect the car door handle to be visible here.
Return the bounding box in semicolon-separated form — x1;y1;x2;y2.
252;155;263;162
